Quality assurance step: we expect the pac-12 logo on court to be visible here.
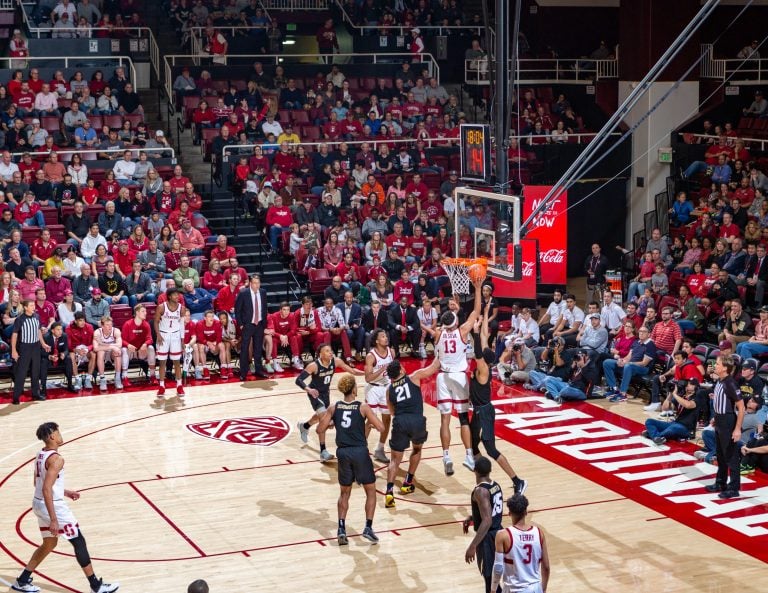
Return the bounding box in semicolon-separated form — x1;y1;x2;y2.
186;417;291;446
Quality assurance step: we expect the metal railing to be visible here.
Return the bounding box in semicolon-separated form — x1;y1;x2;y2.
163;52;440;101
261;0;328;9
700;42;768;82
465;57;618;85
0;55;138;87
678;132;768;151
16;3;162;83
9;145;176;161
0;0;14;9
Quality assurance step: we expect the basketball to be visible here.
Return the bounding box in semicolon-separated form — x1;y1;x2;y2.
468;263;487;283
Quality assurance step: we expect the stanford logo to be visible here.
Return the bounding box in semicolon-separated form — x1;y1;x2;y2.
186;417;291;446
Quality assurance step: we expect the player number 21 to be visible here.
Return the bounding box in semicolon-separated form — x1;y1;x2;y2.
395;384;411;402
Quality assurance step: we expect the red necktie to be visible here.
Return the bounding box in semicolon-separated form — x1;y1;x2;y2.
373;314;378;330
252;292;259;324
401;308;407;340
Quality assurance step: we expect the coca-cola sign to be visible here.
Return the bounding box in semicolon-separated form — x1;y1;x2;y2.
523;187;568;284
493;239;537;299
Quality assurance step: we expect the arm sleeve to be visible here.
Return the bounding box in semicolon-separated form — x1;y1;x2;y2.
295;370;310;390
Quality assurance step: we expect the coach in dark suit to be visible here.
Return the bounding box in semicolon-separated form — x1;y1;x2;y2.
362;300;389;350
335;290;364;359
744;243;768;308
388;295;421;355
234;274;269;380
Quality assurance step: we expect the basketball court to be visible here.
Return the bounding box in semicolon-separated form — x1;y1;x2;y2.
1;370;767;593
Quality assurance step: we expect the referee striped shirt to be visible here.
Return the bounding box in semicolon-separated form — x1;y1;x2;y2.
713;375;739;415
12;313;41;344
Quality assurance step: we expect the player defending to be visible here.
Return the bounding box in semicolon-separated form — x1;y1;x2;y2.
471;301;527;495
121;304;157;384
364;328;396;464
491;494;550;593
317;374;385;546
383;357;439;509
11;422;118;593
463;456;504;593
295;343;363;461
435;274;483;475
154;287;185;400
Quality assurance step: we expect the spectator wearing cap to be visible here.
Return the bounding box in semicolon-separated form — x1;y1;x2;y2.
144;130;172;158
737;306;768;358
57;289;82;328
84;288;108;327
717;299;754;347
577;313;609;353
277;123;301;146
744;90;768;118
177;218;206;255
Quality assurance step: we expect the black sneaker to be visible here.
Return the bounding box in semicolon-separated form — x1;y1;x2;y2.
705;483;725;493
337;528;348;546
653;436;666;445
362;526;379;544
718;490;740;499
514;479;528;496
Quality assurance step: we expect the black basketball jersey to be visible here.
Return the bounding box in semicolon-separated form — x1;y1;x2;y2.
470;370;492;407
310;357;336;397
387;375;423;416
333;400;367;448
471;480;503;533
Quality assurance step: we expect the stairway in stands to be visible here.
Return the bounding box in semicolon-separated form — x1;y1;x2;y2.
144;4;303;312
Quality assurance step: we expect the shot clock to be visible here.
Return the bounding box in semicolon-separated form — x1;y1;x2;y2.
459;123;492;184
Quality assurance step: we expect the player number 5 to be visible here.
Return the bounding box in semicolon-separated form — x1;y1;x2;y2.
341;410;352;428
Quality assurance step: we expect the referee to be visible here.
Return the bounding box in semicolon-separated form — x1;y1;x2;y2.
705;355;745;499
11;299;50;404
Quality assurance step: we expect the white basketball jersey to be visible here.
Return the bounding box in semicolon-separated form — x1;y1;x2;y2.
159;302;182;333
503;525;542;593
437;328;468;372
369;347;393;386
33;449;64;501
96;327;116;346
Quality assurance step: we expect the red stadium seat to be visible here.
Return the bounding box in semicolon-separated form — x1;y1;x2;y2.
291;110;309;125
41;116;60;133
102;115;123;130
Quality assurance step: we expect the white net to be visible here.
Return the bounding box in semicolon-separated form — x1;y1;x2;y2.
441;261;471;295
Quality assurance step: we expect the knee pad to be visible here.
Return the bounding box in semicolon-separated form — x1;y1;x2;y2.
482;439;500;460
458;412;470;426
69;534;91;568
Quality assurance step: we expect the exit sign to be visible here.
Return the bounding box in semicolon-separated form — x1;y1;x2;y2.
658;148;673;164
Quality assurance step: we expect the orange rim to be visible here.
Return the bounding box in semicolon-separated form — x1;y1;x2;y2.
440;257;488;268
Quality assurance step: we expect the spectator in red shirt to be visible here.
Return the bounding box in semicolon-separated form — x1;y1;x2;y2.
265;195;293;251
718;212;741;243
393;269;416;306
194;309;225;379
404;173;429;203
112;240;133;277
213;272;241;313
385;221;411;262
34;287;56;331
323;111;342;140
210;235;236;267
269;302;303;370
191;100;217;145
121;304;156;384
227;257;248;286
15;82;35;116
293;295;330;353
273;142;298;175
202;258;227;293
31;228;58;268
45;266;71;305
168;165;190;195
67;311;96;387
14;191;45;227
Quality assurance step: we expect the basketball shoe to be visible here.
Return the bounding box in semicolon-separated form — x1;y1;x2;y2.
297;421;309;443
11;578;40;592
337;528;348;546
157;384;166;398
384;493;396;508
400;482;415;494
91;579;119;593
362;526;379;544
320;449;334;462
443;457;454;476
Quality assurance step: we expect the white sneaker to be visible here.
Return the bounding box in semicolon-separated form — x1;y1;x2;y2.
273;360;284;373
11;579;40;592
292;357;304;370
462;455;475;471
91;580;119;593
643;402;661;412
84;374;93;389
194;368;203;380
114;376;123;390
297;421;309;443
418;345;427;359
99;376;107;391
264;362;275;373
73;376;82;390
443;458;454;476
694;450;708;461
320;449;334;462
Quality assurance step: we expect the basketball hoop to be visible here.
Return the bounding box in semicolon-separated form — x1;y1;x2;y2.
440;257;488;295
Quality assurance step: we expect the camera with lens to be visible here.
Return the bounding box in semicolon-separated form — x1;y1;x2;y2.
512;343;522;352
668;379;688;394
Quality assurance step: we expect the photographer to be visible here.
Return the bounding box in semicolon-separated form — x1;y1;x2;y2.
524;336;570;391
740;425;768;474
497;338;536;385
641;379;698;445
539;349;600;404
645;350;704;412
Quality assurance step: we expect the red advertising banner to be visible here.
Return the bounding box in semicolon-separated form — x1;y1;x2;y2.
522;186;568;285
493;239;537;300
